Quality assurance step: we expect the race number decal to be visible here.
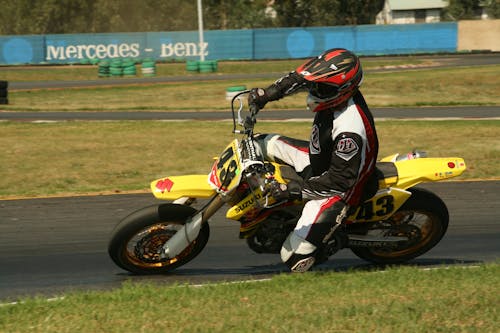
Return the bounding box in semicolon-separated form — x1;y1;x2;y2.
208;140;242;193
355;195;395;221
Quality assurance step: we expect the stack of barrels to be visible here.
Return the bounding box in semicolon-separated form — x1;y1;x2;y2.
98;59;149;78
186;60;218;73
0;81;7;105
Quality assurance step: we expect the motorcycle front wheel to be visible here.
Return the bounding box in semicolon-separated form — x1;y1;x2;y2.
108;204;209;274
350;187;449;265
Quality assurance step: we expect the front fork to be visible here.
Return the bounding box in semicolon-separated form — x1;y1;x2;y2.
161;194;225;258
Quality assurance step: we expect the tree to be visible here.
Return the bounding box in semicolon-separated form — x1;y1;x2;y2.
485;0;500;18
273;0;384;27
337;0;385;25
203;0;274;30
442;0;482;20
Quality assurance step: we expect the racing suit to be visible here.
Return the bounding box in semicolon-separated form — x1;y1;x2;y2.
254;71;379;271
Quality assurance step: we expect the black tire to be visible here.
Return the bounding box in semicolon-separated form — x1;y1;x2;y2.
0;89;7;97
108;204;210;274
350;187;449;265
0;81;7;89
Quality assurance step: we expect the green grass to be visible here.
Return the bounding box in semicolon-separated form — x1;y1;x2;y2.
2;64;499;111
1;120;498;198
1;264;499;333
0;57;432;82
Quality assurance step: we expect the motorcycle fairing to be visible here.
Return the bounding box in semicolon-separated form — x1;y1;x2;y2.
151;175;215;200
225;162;290;221
208;139;243;194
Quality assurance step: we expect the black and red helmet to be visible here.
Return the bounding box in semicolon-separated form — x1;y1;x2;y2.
296;48;363;112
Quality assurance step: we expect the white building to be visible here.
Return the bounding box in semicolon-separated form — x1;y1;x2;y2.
376;0;449;24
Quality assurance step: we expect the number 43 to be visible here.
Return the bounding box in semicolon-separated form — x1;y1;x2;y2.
355;195;395;220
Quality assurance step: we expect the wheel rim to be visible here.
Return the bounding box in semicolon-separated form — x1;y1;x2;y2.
124;222;197;269
368;209;441;258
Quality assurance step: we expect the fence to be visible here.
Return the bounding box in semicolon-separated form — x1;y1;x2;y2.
0;22;459;65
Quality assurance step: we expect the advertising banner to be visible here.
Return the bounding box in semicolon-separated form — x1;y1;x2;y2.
0;23;457;65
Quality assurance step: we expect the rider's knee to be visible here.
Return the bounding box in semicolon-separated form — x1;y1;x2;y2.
280;232;317;272
253;133;280;161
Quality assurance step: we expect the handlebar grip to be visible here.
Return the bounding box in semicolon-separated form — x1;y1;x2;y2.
249;103;260;116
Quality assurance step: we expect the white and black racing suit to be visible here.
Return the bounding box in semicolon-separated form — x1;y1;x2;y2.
254;71;379;271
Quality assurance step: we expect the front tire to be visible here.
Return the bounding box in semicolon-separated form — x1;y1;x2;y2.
108;204;210;274
350;187;449;265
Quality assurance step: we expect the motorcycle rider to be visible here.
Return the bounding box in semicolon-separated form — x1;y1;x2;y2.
248;48;379;272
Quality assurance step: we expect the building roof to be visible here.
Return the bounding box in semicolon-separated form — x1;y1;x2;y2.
387;0;449;10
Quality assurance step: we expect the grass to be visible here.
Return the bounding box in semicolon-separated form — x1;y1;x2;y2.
2;64;499;111
1;264;499;332
0;57;433;82
0;59;498;331
1;120;499;198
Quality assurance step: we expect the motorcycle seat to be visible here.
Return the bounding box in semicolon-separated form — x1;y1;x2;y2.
375;162;398;187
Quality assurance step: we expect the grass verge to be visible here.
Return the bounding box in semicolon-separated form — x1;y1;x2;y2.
1;264;499;333
0;57;433;82
2;65;499;111
1;120;499;198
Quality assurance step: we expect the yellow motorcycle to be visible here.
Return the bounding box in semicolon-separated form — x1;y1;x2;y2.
108;91;467;274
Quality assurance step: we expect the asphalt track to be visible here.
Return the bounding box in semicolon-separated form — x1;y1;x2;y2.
1;181;499;302
1;106;500;121
1;53;499;301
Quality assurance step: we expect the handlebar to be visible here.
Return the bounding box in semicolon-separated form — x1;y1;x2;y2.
231;90;261;135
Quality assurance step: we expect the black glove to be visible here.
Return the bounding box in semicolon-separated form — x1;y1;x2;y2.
244;115;256;129
248;88;269;111
266;179;302;202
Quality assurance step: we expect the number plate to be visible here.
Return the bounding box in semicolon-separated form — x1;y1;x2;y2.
208;139;242;194
349;187;411;222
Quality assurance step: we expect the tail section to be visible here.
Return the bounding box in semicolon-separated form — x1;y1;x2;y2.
393;157;466;189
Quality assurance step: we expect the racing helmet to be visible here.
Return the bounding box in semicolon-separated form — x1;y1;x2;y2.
296;48;363;112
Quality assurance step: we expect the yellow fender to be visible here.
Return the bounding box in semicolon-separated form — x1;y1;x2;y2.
150;175;216;200
394;157;466;189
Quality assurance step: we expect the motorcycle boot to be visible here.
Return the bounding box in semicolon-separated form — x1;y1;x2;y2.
280;232;317;272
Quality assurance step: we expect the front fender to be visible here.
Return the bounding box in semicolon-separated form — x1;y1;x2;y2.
151;175;216;200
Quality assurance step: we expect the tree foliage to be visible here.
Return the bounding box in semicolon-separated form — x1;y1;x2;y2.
442;0;499;20
2;0;496;36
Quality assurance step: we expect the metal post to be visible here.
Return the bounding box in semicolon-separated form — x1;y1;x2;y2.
197;0;205;62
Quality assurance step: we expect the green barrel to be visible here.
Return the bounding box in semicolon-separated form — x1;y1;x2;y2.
122;58;137;76
198;60;214;73
225;85;247;100
98;60;110;78
186;60;199;72
211;60;218;71
110;59;123;77
141;59;156;77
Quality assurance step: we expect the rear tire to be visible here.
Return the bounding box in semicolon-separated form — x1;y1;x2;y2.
108;204;209;274
350;187;448;265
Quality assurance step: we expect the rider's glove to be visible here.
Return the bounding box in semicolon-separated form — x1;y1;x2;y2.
267;179;302;202
244;115;256;129
248;88;269;111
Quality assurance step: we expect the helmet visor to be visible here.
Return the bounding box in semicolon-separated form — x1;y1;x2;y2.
309;82;339;99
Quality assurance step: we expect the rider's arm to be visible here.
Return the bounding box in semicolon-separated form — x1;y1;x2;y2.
249;71;308;109
302;132;364;200
266;71;308;101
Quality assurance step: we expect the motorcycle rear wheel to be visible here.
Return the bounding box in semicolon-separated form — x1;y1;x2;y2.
108;204;209;274
350;187;449;265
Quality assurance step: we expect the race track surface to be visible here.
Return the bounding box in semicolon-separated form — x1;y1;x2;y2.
1;53;499;301
1;181;499;301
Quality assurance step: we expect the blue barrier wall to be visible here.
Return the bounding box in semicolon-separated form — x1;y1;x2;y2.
0;23;457;65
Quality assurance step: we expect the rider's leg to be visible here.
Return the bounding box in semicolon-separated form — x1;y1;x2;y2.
254;134;310;173
281;196;349;272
